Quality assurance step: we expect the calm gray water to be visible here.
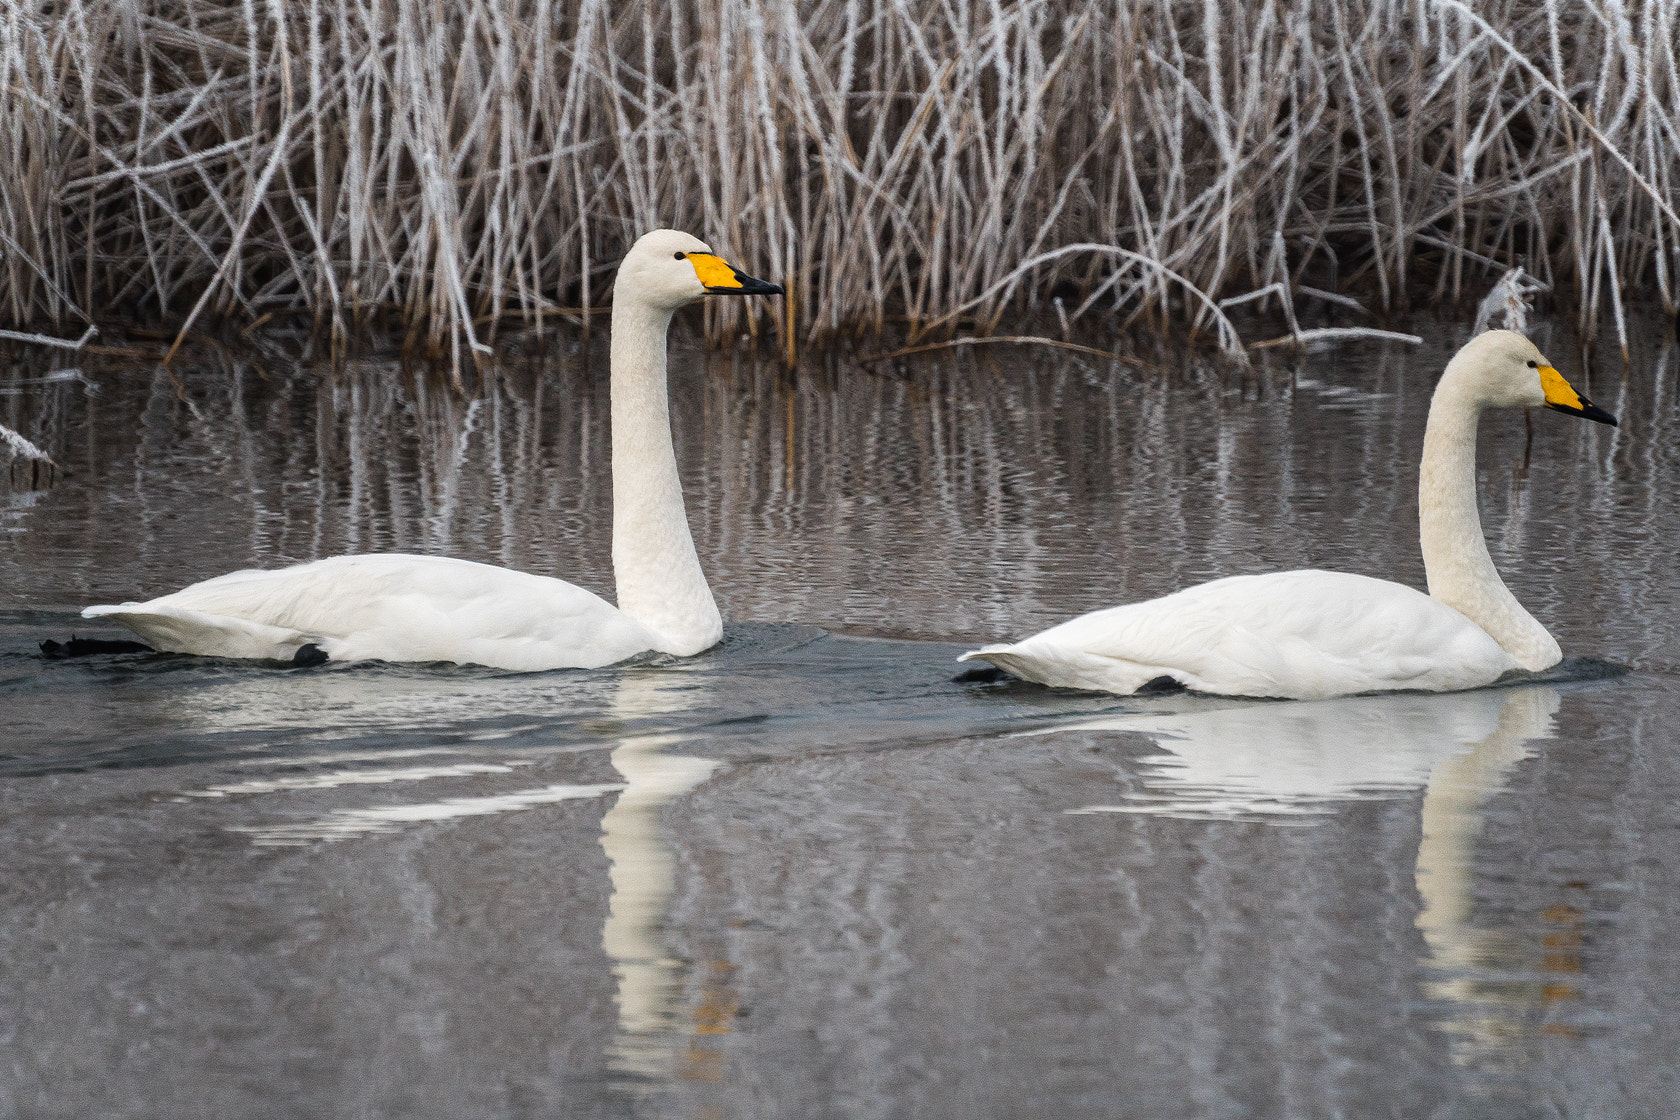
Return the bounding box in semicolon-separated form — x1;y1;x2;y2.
2;317;1678;1119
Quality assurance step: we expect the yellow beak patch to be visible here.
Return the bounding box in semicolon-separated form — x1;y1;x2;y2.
686;253;742;290
1539;365;1587;411
1538;363;1618;425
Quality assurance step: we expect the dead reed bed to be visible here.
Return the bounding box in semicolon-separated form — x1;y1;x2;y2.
2;0;1676;373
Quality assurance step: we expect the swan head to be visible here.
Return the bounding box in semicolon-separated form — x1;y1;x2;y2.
616;229;784;313
1446;329;1617;426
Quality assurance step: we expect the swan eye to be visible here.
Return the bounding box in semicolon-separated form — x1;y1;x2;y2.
673;252;687;261
1527;360;1538;368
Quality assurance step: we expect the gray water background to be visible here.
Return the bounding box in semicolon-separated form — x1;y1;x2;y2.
2;315;1678;1118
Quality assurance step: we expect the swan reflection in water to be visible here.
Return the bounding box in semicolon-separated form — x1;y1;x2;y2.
597;667;733;1090
1046;684;1581;1066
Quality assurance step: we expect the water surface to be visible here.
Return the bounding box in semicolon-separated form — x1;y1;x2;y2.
2;318;1678;1118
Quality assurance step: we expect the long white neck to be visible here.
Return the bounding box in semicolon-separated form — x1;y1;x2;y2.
1417;377;1560;670
609;299;722;656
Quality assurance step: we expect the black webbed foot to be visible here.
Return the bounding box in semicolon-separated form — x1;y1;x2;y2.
292;643;329;667
953;665;1016;683
1137;674;1186;694
40;637;155;659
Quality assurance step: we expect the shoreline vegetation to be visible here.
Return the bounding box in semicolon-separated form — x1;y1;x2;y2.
2;0;1677;377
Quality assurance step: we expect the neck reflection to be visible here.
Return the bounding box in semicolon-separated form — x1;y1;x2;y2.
598;668;726;1087
1412;686;1576;1067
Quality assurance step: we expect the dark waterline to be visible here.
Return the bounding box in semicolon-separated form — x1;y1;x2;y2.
2;317;1679;1118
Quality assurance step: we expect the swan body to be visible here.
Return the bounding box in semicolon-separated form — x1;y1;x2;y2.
970;570;1517;701
82;230;782;669
83;555;658;669
961;330;1616;700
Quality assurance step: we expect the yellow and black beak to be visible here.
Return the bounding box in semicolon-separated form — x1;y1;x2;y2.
686;252;784;297
1540;365;1617;426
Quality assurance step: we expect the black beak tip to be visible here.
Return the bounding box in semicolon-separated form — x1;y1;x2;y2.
707;271;783;297
1550;400;1619;427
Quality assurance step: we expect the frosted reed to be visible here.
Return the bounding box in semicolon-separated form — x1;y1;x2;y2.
2;0;1676;373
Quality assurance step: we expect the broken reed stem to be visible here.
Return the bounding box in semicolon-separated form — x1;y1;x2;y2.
1;0;1676;377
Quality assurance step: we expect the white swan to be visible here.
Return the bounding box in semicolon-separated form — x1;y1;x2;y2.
79;230;783;669
960;330;1616;700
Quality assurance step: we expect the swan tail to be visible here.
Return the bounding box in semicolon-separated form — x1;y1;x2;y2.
959;643;1175;694
82;603;323;661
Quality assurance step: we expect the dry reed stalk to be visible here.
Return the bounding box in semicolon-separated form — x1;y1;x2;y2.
1;0;1676;378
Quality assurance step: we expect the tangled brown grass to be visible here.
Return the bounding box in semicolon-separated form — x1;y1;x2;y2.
2;0;1676;374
